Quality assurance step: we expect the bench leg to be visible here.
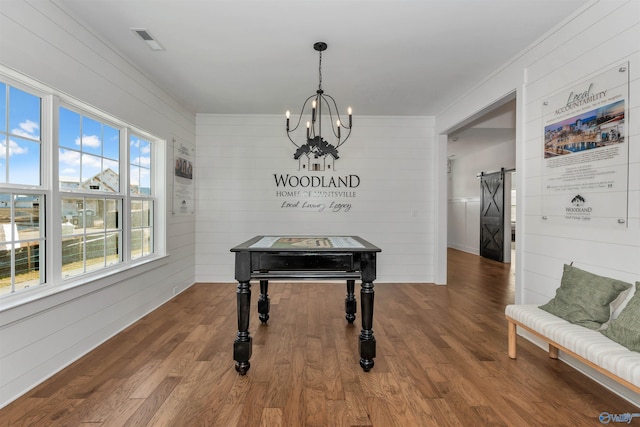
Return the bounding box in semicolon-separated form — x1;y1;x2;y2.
549;344;559;359
508;320;517;359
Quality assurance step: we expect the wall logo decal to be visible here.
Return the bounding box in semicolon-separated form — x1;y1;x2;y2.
294;136;339;171
273;128;360;214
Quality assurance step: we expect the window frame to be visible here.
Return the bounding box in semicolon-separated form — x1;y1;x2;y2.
0;67;167;307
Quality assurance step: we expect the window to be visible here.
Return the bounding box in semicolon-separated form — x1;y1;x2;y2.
0;82;45;296
58;106;125;278
0;72;163;299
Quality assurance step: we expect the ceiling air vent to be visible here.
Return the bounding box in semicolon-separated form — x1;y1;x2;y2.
131;28;164;51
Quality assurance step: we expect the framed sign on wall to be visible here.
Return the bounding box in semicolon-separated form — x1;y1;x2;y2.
541;63;629;226
172;138;195;215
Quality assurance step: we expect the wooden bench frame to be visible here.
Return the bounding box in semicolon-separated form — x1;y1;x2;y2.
506;314;640;395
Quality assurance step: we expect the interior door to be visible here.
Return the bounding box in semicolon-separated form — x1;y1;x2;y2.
480;169;505;262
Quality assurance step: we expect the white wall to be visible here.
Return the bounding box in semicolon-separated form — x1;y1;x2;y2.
448;140;516;254
0;1;196;407
437;0;640;404
195;115;437;283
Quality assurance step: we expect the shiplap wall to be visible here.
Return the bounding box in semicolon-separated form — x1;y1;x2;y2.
195;115;436;283
438;0;640;403
0;1;196;407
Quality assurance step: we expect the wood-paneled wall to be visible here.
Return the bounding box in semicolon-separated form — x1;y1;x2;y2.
0;1;196;408
195;115;436;283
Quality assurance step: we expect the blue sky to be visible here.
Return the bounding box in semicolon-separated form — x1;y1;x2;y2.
1;83;41;186
2;82;152;191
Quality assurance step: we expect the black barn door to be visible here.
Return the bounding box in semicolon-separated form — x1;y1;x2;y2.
480;169;505;262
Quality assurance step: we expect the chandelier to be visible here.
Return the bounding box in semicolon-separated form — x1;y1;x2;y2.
286;42;352;158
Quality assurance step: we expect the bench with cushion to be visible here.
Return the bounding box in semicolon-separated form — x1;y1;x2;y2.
505;264;640;395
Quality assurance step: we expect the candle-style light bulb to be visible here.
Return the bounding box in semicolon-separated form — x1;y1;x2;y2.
286;110;290;131
348;107;352;128
336;120;341;139
306;121;311;139
312;100;316;123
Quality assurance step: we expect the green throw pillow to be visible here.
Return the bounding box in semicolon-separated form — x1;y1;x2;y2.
602;282;640;351
539;264;632;330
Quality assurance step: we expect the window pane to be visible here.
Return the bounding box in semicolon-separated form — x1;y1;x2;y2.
62;236;84;278
85;232;105;273
138;139;151;167
130;136;140;164
130;165;140;195
81;153;101;184
14;240;41;292
8;137;40;185
101;159;119;192
131;229;143;260
106;232;120;266
59;148;81;189
139;167;151;195
105;199;119;231
103;124;119;161
62;197;84;233
15;194;41;234
142;200;151;227
59;107;80;149
81;116;102;156
9;86;40;142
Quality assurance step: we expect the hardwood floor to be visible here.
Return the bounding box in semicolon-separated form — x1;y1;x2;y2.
1;249;634;426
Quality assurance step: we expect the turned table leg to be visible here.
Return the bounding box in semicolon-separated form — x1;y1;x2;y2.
258;279;270;323
233;280;252;375
345;279;357;324
359;252;376;372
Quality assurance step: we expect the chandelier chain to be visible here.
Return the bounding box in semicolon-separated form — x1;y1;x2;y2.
318;50;323;91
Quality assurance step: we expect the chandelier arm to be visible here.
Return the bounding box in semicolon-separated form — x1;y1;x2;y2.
286;94;317;147
322;93;352;148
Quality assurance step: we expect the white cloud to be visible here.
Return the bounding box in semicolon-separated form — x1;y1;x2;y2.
75;134;101;148
10;120;39;139
59;149;81;165
0;139;30;158
134;156;151;167
82;153;102;168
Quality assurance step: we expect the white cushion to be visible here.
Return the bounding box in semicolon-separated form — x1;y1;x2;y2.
506;304;640;387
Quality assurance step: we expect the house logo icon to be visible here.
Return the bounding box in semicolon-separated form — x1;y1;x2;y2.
571;194;586;207
293;136;339;172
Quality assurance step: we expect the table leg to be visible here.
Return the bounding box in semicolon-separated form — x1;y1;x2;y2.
359;280;376;372
233;280;252;375
258;279;270;323
345;279;357;324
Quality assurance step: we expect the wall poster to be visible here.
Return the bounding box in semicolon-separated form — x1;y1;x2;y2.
172;138;195;215
541;63;629;226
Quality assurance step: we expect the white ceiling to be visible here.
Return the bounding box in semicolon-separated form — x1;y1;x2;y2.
55;0;590;118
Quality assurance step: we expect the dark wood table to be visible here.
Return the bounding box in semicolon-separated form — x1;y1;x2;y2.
230;236;381;375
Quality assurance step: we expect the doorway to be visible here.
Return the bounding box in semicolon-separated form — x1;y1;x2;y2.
446;94;517;264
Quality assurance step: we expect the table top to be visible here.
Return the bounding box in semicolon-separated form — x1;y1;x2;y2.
230;235;381;253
